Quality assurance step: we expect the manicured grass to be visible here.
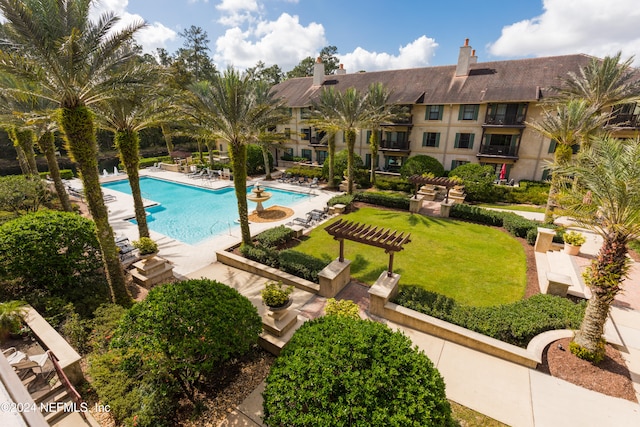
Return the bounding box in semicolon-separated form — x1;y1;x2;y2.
296;207;526;306
478;203;545;213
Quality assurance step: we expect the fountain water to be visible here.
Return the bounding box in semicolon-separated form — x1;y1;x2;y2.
246;184;272;213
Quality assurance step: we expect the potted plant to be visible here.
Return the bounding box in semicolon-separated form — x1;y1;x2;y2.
563;231;586;255
133;237;159;259
0;300;27;342
261;281;294;310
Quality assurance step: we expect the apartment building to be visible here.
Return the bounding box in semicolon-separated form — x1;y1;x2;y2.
270;40;640;182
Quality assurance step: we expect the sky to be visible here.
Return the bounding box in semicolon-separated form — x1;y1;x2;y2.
87;0;640;72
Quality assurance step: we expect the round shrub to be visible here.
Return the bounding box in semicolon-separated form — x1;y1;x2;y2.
263;316;453;426
449;163;499;202
0;210;109;318
399;155;445;178
322;149;364;182
111;279;262;393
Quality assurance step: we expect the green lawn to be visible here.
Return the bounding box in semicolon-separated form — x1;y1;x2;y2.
296;207;526;306
478;203;545;213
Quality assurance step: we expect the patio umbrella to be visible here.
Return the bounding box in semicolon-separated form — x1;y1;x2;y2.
499;163;507;180
170;150;192;159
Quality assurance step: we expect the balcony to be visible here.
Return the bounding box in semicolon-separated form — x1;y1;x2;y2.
483;115;526;127
380;140;411;153
608;114;640;128
309;136;328;147
483;103;527;128
476;144;518;159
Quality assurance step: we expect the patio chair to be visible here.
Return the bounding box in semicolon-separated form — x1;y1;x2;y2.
293;215;314;228
147;162;160;171
103;194;117;203
3;347;27;366
298;176;308;185
278;172;292;183
308;177;319;187
193;168;210;179
186;168;204;178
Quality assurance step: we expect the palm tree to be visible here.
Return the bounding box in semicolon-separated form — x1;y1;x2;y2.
94;79;171;239
0;0;146;306
184;68;288;245
6;126;37;176
552;136;640;362
309;86;373;194
527;100;609;223
363;83;403;186
553;52;640;112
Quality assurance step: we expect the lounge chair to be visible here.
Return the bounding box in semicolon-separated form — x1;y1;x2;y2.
147;162;160;171
293;215;314;228
298;176;308;185
186;168;204;178
278;172;292;183
3;348;49;376
308;177;319;187
103;194;117;203
193;168;210;179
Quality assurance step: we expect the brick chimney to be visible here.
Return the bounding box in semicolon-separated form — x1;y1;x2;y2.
455;38;472;77
336;63;346;75
313;57;324;86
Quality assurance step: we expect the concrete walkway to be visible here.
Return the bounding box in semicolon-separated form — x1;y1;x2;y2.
205;208;640;427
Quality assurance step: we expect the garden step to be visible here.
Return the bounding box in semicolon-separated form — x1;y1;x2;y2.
546;251;590;299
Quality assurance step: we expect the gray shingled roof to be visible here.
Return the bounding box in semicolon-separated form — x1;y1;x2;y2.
270;54;601;107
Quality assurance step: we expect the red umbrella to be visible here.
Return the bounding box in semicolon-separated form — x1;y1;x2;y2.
499;163;507;180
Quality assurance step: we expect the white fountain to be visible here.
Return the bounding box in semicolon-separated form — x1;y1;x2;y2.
246;183;272;213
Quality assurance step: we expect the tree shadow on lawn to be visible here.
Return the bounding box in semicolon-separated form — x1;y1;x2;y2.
372;210;450;228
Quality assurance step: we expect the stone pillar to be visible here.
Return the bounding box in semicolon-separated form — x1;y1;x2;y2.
409;196;423;213
318;258;351;297
534;227;556;253
131;256;174;288
369;271;400;317
440;201;454;217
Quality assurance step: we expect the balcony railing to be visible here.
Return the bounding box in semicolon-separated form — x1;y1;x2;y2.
476;144;518;158
483;114;525;127
380;141;411;152
608;114;640;128
309;136;327;146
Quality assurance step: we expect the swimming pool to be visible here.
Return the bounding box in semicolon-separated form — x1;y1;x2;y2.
102;177;313;245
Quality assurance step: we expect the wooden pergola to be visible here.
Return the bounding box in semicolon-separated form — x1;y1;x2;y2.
408;175;459;203
325;219;411;277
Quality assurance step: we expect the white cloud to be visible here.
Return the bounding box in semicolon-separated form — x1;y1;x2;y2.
216;0;260;26
214;12;326;70
90;0;176;54
339;36;438;72
489;0;640;65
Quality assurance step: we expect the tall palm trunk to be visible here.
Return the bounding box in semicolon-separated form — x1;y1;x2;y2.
115;129;149;238
369;130;379;185
231;142;251;244
60;106;130;306
544;143;573;223
346;129;356;194
327;134;336;188
10;127;38;177
573;234;629;359
38;131;72;211
261;145;272;180
160;123;174;154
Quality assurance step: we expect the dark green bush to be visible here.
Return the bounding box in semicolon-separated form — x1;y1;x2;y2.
449;204;504;226
263;316;453;426
353;191;410;210
240;244;280;268
246;144;273;175
255;226;295;248
278;250;328;282
285;165;323;179
39;169;74;180
399;155;445;178
327;193;354;207
502;212;538;238
374;175;413;192
502;181;550;205
0;175;49;214
0;210;110;318
449;163;501;202
321;149;364;182
394;288;585;348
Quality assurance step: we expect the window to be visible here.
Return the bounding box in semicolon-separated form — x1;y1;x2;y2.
548;140;579;154
366;130;383;143
288;108;293;117
300;107;311;119
454;133;475;149
458;104;479;121
422;132;440;147
317;150;328;164
284;128;291;138
450;160;469;170
425;105;443;121
301;149;312;161
301;128;311;140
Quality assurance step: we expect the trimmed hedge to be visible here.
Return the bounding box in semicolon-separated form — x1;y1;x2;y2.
263;316;453;426
285;165;323;179
450;204;540;244
39;169;74;180
255;225;295;248
327;194;354;207
374;175;413;192
394;288;585;348
239;244;328;283
353;191;410;210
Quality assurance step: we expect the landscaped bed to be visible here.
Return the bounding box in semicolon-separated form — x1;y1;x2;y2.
294;206;527;306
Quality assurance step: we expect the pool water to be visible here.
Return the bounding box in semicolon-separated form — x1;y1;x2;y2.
102;177;313;245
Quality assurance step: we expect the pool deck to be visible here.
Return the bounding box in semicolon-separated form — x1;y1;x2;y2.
94;168;335;277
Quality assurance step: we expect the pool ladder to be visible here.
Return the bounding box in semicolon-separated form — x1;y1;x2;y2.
210;220;234;236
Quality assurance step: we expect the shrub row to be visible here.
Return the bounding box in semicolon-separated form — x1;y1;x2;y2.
450;204;540;244
374;175;413;193
239;244;328;283
393;288;585;348
39;169;75;180
353;191;410;210
255;225;295;248
284;165;323;179
139;156;171;168
327;194;354;207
